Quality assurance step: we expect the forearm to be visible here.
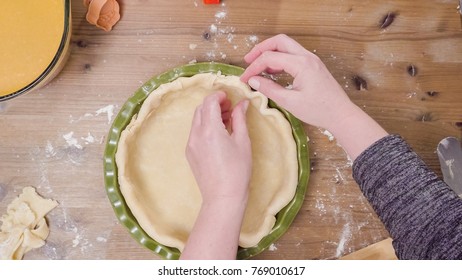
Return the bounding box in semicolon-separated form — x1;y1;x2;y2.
353;135;462;259
180;197;247;260
327;102;388;161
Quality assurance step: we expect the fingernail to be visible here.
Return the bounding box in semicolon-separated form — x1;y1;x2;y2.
243;99;249;111
248;77;260;90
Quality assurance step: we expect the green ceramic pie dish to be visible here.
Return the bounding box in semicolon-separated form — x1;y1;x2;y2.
103;62;310;259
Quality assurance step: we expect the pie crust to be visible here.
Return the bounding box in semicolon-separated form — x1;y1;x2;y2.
116;72;298;251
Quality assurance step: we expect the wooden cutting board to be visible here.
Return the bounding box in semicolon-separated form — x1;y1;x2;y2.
340;238;397;260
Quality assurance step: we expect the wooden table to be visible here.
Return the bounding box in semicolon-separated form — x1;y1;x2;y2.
1;0;461;260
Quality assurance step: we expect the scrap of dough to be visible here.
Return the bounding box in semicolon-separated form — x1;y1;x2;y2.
0;187;58;260
116;72;298;251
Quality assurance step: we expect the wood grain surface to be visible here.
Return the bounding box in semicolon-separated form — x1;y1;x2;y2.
340;238;397;260
0;0;461;260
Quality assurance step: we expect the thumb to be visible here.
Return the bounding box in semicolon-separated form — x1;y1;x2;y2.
231;99;250;141
247;76;292;109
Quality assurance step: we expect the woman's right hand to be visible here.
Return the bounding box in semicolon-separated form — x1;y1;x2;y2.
240;34;354;131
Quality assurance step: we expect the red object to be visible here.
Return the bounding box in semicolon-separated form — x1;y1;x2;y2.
203;0;220;4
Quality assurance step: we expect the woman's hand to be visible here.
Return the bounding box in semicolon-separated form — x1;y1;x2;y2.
181;91;252;259
185;91;252;204
241;34;388;160
240;34;355;132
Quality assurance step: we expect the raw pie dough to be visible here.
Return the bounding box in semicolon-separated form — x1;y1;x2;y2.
116;72;298;251
0;187;58;260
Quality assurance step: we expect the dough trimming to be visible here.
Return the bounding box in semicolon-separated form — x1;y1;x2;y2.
0;186;58;260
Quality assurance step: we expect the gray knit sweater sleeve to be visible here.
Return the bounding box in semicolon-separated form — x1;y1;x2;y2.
352;134;462;259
